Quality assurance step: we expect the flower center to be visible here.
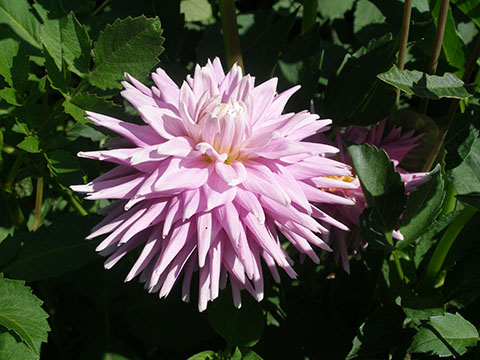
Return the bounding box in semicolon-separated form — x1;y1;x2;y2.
197;97;248;162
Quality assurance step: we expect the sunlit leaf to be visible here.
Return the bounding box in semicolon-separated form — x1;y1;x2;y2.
0;275;50;356
89;16;164;90
378;66;475;100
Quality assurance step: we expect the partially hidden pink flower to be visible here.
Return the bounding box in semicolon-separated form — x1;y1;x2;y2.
316;120;428;273
71;58;355;311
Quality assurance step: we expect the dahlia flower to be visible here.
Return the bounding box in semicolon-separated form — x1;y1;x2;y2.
72;58;354;311
316;120;428;273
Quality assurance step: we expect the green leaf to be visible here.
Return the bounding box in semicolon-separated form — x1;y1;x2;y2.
243;12;297;83
0;88;20;106
325;34;398;126
17;136;40;153
347;305;408;359
401;290;445;325
0;28;29;95
413;210;460;267
38;3;91;78
186;350;217;360
208;293;265;348
38;0;66;72
378;66;475;100
61;12;91;77
408;313;479;358
319;0;355;20
3;214;99;281
0;330;37;360
43;46;69;94
445;110;480;171
452;0;480;29
46;150;84;187
449;137;480;195
353;0;385;34
429;0;466;76
0;275;50;355
444;241;480;307
349;144;406;232
398;165;444;246
63;92;122;124
180;0;212;22
89;16;164;90
275;24;323;111
66;122;107;142
0;0;40;49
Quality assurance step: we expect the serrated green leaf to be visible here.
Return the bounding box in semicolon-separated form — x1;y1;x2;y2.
208;293;265;348
43;46;69;94
0;330;37;360
408;313;479;357
61;12;91;77
398;165;444;246
17;136;40;153
63;92;122;124
38;2;91;78
0;26;29;95
0;276;50;355
0;0;40;49
349;144;406;232
4;215;99;281
89;16;164;90
449;137;480;195
38;0;65;71
378;66;475;100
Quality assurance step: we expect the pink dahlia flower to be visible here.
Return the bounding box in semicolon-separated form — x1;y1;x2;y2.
316;120;428;273
72;58;354;311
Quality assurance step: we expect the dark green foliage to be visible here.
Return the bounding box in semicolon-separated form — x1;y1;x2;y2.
0;0;479;359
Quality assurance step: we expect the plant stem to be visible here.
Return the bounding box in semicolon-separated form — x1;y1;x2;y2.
419;0;450;114
440;179;457;217
301;0;318;35
33;177;43;231
422;36;480;171
65;190;88;216
91;0;110;16
419;205;477;292
395;0;412;107
219;0;244;71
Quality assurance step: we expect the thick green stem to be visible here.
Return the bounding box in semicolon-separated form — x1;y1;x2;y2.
419;206;477;292
301;0;318;35
419;0;450;114
33;177;43;231
219;0;244;71
440;179;457;217
395;0;412;107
